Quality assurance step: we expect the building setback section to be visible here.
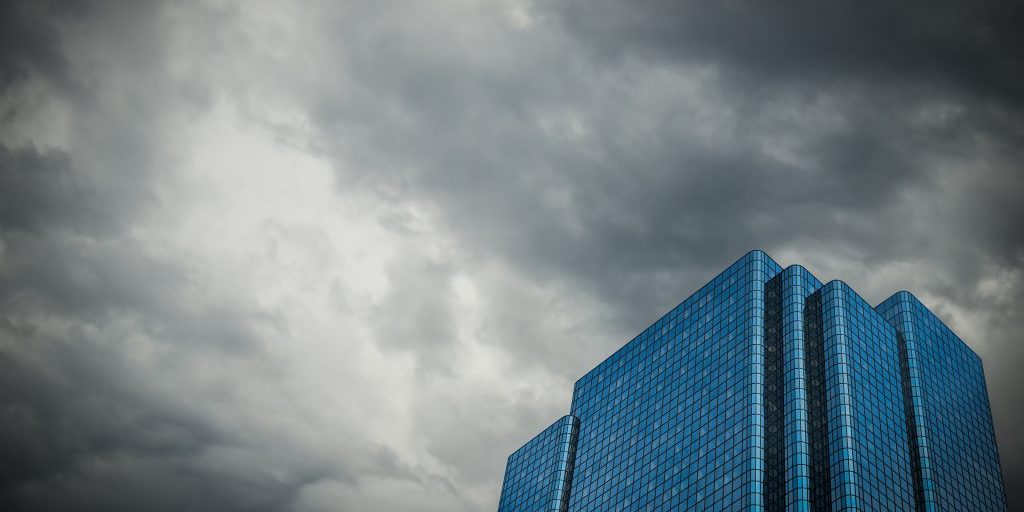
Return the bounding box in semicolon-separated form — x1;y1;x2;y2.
498;415;580;512
497;250;1008;512
877;292;1007;511
815;281;915;511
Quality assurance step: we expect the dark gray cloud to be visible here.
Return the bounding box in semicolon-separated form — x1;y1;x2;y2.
558;0;1024;101
0;146;103;231
0;1;67;90
1;0;1022;510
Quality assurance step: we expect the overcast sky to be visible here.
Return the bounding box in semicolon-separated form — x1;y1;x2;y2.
1;1;1022;510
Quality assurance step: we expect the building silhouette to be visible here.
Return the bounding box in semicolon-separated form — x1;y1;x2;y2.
497;251;1006;511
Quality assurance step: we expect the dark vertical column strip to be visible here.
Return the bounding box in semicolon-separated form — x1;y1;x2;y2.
805;291;831;511
764;274;786;511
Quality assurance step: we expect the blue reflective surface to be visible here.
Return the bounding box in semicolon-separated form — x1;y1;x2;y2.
499;251;1007;511
878;292;1007;511
499;415;580;512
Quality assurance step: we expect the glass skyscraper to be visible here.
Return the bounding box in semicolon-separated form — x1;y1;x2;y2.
497;251;1006;511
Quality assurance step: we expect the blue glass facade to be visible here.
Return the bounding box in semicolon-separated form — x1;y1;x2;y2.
498;415;580;512
877;292;1007;511
765;265;820;511
499;251;1007;511
815;282;915;511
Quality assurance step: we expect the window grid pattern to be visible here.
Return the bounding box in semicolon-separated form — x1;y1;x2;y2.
820;282;915;511
499;251;1008;512
878;292;1008;511
876;292;937;511
499;415;581;512
818;283;861;511
765;275;786;511
804;292;831;510
765;266;820;512
566;251;781;511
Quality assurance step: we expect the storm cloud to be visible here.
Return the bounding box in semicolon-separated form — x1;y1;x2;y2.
1;0;1022;510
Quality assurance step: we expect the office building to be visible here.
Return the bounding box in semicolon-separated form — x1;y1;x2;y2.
497;251;1006;511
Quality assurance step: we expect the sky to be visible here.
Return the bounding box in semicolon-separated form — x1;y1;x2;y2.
1;0;1022;510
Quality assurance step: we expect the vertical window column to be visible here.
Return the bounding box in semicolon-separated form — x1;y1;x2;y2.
820;283;861;511
780;267;816;512
547;415;580;512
